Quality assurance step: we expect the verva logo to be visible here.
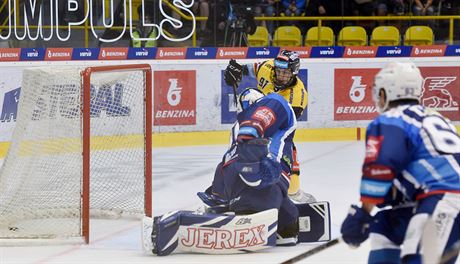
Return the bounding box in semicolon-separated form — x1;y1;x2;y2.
154;71;196;125
334;68;379;120
419;66;460;121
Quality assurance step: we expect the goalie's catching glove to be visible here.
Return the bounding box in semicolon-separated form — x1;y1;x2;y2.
235;138;281;189
340;205;373;247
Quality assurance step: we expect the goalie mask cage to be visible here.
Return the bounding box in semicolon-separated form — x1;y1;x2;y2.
0;64;152;245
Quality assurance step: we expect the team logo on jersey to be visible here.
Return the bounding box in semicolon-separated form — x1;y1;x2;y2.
365;136;383;162
252;106;275;129
421;77;458;111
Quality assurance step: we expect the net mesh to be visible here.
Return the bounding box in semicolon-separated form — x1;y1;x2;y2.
0;66;146;241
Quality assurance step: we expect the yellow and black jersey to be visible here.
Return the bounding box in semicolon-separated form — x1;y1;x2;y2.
249;59;308;119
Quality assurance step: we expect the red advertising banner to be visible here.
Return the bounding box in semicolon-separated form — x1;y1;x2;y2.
334;66;460;121
98;47;128;60
45;48;73;61
0;48;20;61
216;48;248;59
154;70;196;125
411;45;446;57
343;46;378;58
419;66;460;121
156;47;187;59
280;47;311;58
334;68;380;120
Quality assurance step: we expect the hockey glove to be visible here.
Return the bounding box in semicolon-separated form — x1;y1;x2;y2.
236;157;281;189
340;205;372;247
237;138;269;162
224;59;247;86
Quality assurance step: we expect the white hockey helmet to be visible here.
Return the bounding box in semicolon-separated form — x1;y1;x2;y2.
237;87;265;114
372;62;423;112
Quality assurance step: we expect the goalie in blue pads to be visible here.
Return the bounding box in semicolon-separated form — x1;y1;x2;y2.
144;88;330;255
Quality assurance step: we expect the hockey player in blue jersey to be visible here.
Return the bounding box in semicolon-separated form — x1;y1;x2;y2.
143;88;331;255
340;62;460;264
207;88;300;245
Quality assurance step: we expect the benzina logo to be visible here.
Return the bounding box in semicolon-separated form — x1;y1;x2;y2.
154;71;196;125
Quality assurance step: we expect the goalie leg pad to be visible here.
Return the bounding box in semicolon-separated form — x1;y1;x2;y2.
149;209;278;255
296;201;331;243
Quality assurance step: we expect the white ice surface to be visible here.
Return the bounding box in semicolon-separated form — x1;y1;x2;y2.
2;141;459;263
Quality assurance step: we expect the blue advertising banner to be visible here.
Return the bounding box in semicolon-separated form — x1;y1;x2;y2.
310;47;344;58
20;48;46;61
445;45;460;56
221;69;308;124
246;47;280;59
376;46;412;57
72;48;100;60
0;87;20;122
185;47;217;59
127;47;157;59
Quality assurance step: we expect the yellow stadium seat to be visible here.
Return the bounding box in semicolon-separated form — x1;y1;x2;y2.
273;26;302;47
370;26;400;46
248;26;270;47
404;26;434;45
337;26;367;46
305;26;334;46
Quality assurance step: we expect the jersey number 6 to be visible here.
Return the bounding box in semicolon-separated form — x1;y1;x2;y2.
422;115;460;154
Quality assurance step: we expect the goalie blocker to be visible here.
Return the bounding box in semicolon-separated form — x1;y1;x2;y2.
142;202;331;256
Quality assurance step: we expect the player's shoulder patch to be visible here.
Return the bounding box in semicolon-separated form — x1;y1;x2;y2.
252;106;276;128
365;135;384;163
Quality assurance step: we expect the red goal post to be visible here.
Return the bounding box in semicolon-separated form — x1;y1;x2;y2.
0;64;152;245
81;64;152;244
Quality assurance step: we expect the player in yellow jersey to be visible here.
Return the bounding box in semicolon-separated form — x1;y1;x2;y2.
224;50;316;204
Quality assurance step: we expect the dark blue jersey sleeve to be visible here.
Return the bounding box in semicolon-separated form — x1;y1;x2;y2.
360;116;412;205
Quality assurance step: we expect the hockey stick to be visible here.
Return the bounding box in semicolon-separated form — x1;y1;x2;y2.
280;237;342;264
439;241;460;264
232;82;239;107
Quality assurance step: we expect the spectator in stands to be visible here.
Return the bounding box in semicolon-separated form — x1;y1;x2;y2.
192;0;209;37
375;0;406;16
412;0;438;28
201;0;229;46
413;0;437;16
280;0;306;29
308;0;353;34
254;0;276;34
351;0;375;34
131;5;157;47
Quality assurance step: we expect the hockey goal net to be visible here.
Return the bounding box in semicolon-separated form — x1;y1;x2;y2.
0;64;152;244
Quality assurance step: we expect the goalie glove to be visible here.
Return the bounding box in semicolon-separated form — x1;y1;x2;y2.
224;59;248;87
340;205;373;248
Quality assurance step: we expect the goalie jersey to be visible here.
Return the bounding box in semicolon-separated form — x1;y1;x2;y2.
228;92;297;175
360;104;460;206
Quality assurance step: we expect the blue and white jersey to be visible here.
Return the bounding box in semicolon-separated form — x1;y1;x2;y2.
237;93;297;163
360;104;460;205
226;93;297;172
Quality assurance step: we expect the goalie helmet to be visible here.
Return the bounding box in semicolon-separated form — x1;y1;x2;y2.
237;87;265;114
273;50;300;91
372;62;423;112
